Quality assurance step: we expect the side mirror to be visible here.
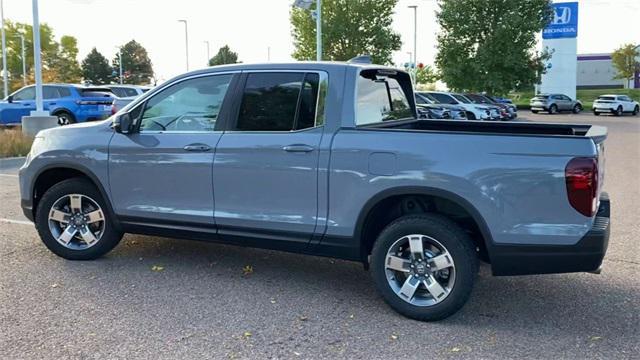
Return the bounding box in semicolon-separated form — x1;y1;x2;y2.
112;113;133;134
7;95;13;103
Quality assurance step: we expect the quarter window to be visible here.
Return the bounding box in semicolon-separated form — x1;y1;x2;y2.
139;74;232;132
356;72;413;125
236;72;321;131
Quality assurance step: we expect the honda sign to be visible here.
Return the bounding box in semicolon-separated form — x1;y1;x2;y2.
542;2;578;39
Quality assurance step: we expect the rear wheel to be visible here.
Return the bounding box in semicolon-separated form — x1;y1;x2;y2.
465;111;476;120
572;104;582;114
531;110;539;114
633;106;639;116
35;178;123;260
370;214;478;321
548;104;557;114
55;111;75;126
593;111;600;116
615;106;623;117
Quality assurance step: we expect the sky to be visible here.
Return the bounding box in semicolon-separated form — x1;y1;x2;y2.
3;0;639;83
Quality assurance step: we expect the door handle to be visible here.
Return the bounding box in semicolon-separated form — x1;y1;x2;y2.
183;144;211;152
48;102;56;106
283;144;314;153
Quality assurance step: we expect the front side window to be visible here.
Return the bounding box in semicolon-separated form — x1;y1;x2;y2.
429;93;457;105
13;87;35;101
139;74;232;132
356;71;413;125
236;72;321;131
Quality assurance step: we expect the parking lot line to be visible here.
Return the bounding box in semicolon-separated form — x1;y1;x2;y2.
0;218;32;225
0;173;19;177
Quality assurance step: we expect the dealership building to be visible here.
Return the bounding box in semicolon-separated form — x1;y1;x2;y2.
577;49;640;89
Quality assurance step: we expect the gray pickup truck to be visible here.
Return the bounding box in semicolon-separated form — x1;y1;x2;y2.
19;62;610;321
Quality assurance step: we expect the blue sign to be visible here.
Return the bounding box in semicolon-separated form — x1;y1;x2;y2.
543;2;578;39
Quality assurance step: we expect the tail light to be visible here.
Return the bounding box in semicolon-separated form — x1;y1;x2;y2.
111;105;117;115
565;157;598;217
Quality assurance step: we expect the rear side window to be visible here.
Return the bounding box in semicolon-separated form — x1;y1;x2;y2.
111;87;139;97
43;86;60;99
57;87;71;98
356;71;412;125
429;93;457;104
81;91;113;98
236;72;322;131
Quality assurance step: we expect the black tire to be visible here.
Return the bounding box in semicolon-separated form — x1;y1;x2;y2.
54;111;76;126
548;104;557;114
370;214;478;321
593;111;600;116
531;110;539;114
465;111;476;120
633;106;639;116
615;106;623;117
35;178;123;260
572;104;582;114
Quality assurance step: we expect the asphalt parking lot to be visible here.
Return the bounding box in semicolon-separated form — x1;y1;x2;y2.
1;112;638;359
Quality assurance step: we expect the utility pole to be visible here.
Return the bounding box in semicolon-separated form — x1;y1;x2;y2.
1;0;8;98
118;50;123;84
204;40;210;66
32;0;44;114
408;5;417;67
178;20;189;71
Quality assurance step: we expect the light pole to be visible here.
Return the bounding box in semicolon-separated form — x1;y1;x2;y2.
204;40;210;66
178;19;189;71
31;0;44;114
1;0;8;98
408;5;417;67
16;34;26;86
293;0;322;61
117;48;123;84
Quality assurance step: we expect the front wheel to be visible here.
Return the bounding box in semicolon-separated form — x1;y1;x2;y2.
633;106;639;116
35;178;123;260
615;106;623;117
370;214;478;321
593;111;600;116
465;111;476;120
548;104;557;114
572;104;582;114
55;111;76;126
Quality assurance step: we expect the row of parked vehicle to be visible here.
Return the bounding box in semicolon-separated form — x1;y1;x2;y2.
415;91;517;121
530;93;639;116
0;84;151;126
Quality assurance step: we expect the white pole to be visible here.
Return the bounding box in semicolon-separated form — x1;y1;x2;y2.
408;5;417;67
1;0;8;98
267;46;271;62
20;35;26;86
178;20;189;71
316;0;321;61
118;50;123;84
32;0;44;114
204;40;210;66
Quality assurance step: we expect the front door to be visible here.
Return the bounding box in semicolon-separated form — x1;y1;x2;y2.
109;73;237;228
213;71;326;249
2;86;35;124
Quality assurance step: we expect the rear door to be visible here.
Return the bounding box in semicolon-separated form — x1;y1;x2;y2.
213;71;327;250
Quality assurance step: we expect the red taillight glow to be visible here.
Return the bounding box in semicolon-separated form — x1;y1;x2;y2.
565;157;598;217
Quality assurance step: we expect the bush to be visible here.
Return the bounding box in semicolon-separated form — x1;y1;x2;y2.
0;128;34;158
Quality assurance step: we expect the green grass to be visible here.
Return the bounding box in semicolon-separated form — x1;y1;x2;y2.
510;88;640;109
0;128;33;158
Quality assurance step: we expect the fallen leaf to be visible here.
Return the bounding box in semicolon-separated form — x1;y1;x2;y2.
293;352;301;356
51;283;59;288
242;265;253;276
270;299;277;304
349;314;354;319
299;315;308;321
151;265;164;272
589;336;602;341
451;347;461;352
243;331;252;339
390;334;398;340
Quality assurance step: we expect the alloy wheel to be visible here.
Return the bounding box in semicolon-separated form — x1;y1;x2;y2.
384;234;456;306
48;194;105;250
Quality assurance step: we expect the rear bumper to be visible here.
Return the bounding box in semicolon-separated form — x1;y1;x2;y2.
491;193;610;276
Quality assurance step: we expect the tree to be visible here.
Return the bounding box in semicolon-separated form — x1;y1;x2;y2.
208;45;239;66
112;40;153;85
81;48;112;84
611;44;639;87
51;35;82;83
415;64;438;85
435;0;553;94
291;0;401;64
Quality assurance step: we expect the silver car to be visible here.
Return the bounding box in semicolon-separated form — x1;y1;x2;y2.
530;94;582;114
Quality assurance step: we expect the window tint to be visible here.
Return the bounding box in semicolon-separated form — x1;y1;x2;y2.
57;87;71;97
140;74;232;132
237;72;318;131
429;93;457;104
13;87;35;101
356;73;412;125
43;86;60;99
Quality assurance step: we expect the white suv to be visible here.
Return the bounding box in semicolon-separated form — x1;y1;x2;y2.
426;91;492;120
593;94;639;116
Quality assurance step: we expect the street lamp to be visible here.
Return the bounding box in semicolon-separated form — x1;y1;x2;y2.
115;47;123;84
178;19;189;71
204;40;210;66
293;0;322;61
408;5;417;68
1;0;8;98
31;0;45;114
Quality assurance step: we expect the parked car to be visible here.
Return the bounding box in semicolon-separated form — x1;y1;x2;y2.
425;91;492;120
479;94;518;119
111;96;138;114
530;94;582;114
105;85;151;98
454;93;502;120
0;84;114;126
416;104;451;119
464;93;511;120
592;94;639;116
415;92;467;120
19;62;610;321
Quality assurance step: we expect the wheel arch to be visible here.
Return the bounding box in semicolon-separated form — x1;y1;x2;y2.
354;186;495;265
30;163;119;229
